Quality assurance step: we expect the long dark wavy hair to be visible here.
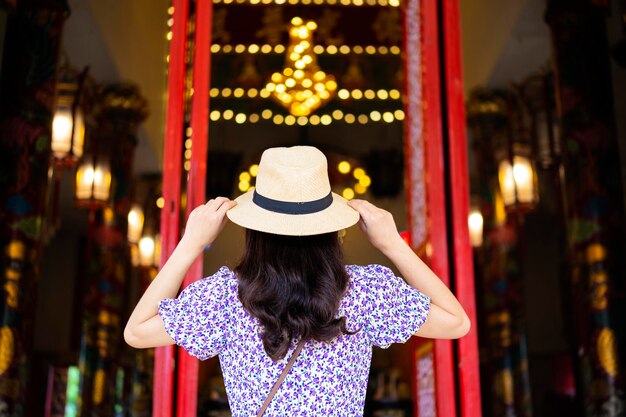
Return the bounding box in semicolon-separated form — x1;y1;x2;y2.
234;229;354;361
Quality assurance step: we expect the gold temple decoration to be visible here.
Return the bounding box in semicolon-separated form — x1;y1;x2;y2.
265;17;337;116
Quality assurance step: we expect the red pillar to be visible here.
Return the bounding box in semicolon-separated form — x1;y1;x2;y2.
442;1;483;416
176;0;213;416
154;0;189;416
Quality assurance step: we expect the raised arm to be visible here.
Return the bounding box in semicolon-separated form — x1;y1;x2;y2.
347;199;470;339
123;197;237;349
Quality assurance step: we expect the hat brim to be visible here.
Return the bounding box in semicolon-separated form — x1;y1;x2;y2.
226;189;360;236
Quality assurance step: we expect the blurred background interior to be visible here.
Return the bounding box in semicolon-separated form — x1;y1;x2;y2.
0;0;625;416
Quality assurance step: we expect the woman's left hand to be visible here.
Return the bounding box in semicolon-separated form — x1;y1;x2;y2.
181;197;237;251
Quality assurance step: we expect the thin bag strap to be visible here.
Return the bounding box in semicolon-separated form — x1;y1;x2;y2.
256;338;307;417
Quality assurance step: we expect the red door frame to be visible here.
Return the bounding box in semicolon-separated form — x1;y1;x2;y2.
155;0;480;416
154;0;189;415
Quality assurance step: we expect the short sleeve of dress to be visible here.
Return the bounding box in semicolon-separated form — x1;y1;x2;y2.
157;266;234;360
362;264;431;348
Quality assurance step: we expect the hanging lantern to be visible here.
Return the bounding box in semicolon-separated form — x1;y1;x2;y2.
52;67;89;167
138;233;161;268
127;204;144;244
468;205;484;248
75;154;112;208
496;143;539;210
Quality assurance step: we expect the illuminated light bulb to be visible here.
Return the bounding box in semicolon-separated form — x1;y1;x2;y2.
274;45;286;53
240;172;251;182
359;175;372;187
353;0;364;5
314;0;324;4
365;45;376;54
250;0;261;4
332;109;344;119
211;44;220;53
389;89;401;99
302;78;312;88
222;88;232;97
338;161;351;174
358;114;368;124
297;27;309;39
185;139;192;149
320;115;332;125
325;80;337;90
168;6;175;14
339;45;350;54
353;46;364;54
294;70;304;79
313;45;324;54
210;110;221;121
295;60;305;69
389;0;399;5
260;89;271;98
249;164;259;177
351;90;363;99
306;21;317;30
273;114;284;124
291;17;303;25
222;45;233;53
363;89;375;99
285;78;296;88
127;205;144;245
223;109;234;120
353;167;365;179
261;44;273;53
285;115;296;125
377;90;389;100
184;160;191;171
234;88;244;97
301;41;310;49
290;52;300;61
248;89;258;98
210;88;219;97
275;0;285;3
345;114;356;124
309;115;320;125
166;55;170;63
139;236;156;267
302;0;311;5
342;188;355;200
390;46;401;55
319;90;330;99
235;113;247;124
271;73;282;83
338;89;350;100
157;196;165;208
262;109;273;119
340;0;350;4
327;45;338;54
355;183;367;194
266;83;276;92
378;46;389;54
394;109;405;120
302;55;313;64
283;67;293;76
297;116;308;126
378;0;388;5
184;149;192;159
327;0;337;4
382;112;394;123
275;84;286;93
249;44;260;54
166;31;173;41
239;180;250;192
235;44;246;53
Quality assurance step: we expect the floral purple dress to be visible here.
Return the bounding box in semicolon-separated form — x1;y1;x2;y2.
158;263;431;417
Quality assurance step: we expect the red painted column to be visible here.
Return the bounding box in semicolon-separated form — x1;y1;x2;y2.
154;0;190;416
404;0;457;414
176;0;213;416
441;1;483;416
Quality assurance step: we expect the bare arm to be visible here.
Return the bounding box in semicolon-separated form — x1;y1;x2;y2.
347;199;470;339
123;197;237;349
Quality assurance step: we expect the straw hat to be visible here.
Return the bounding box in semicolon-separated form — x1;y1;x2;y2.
226;146;360;236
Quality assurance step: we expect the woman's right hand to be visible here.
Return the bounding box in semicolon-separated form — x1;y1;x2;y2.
347;199;404;253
